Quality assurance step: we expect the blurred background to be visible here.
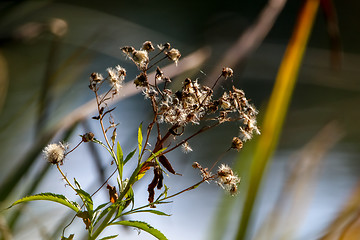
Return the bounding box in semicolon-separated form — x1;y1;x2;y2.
0;0;359;239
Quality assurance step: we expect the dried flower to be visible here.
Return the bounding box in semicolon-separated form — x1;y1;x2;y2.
132;50;149;69
222;67;233;79
43;142;68;165
106;65;126;93
82;132;94;142
121;46;135;54
166;48;181;65
90;72;103;82
217;164;240;196
134;72;148;87
157;43;171;50
231;137;243;151
181;141;193;153
142;40;155;52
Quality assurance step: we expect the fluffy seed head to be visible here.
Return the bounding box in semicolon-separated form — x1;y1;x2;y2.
43;143;67;165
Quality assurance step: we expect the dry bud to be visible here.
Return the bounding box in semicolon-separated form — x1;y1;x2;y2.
121;46;135;54
158;43;171;50
231;137;243;151
90;72;103;82
82;132;94;142
142;41;155;52
222;67;233;79
134;72;148;87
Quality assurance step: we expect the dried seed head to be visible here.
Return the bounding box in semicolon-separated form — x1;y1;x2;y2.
192;162;201;169
134;72;148;87
231;137;243;151
43;142;68;165
158;42;171;50
217;164;240;195
121;46;135;54
181;141;193;153
222;67;233;79
90;72;103;82
82;132;94;142
132;50;149;69
166;48;181;65
155;66;164;80
142;40;155;52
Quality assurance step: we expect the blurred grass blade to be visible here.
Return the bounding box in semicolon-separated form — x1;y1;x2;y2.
320;180;360;240
253;121;344;240
235;1;321;239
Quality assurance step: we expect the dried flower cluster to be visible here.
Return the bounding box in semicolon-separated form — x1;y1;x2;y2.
192;162;240;195
43;40;260;206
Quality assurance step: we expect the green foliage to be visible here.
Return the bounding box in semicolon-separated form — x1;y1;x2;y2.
8;193;80;213
111;220;168;240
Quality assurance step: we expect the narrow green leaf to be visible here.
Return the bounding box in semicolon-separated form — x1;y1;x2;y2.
99;235;118;240
111;220;168;240
138;123;143;158
93;204;117;227
75;189;93;214
74;178;93;216
127;209;171;216
117;142;124;179
8;193;80;213
124;148;137;165
94;202;110;212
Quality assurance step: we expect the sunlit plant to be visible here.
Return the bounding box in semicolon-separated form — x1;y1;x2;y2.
8;41;260;240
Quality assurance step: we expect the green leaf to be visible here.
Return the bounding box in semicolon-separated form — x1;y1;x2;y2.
94;202;110;212
99;235;118;240
124;148;137;165
111;220;168;240
128;209;171;216
75;189;93;214
138;123;143;158
74;178;93;216
116;142;124;179
8;193;80;213
93;204;117;227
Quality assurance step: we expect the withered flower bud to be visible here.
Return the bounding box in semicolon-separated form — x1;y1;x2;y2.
134;72;148;87
142;40;155;52
222;67;233;79
184;78;192;86
82;132;94;142
155;66;164;80
158;42;171;50
192;162;201;169
121;46;135;54
231;137;243;151
106;184;118;203
90;72;103;82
